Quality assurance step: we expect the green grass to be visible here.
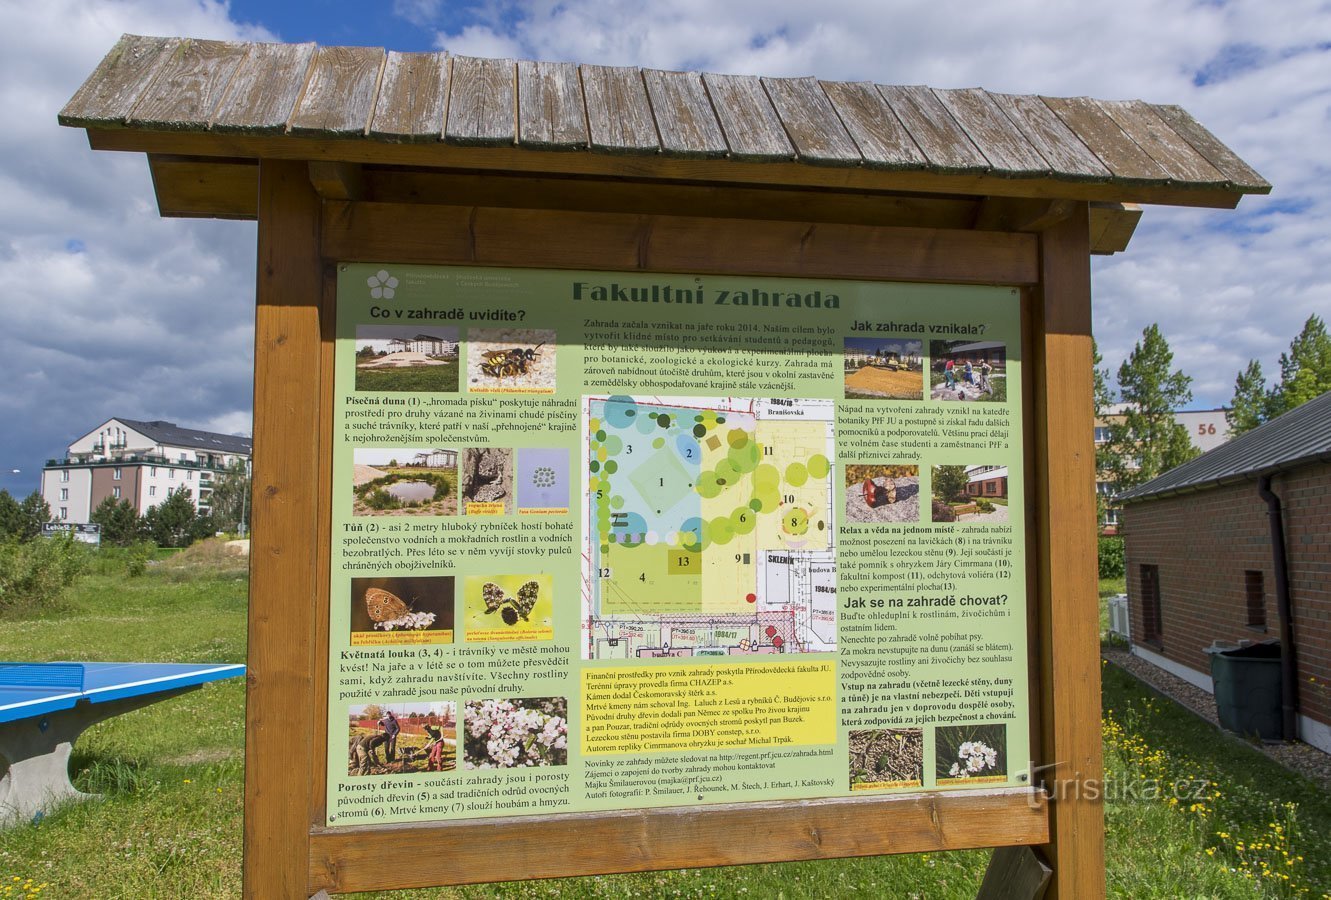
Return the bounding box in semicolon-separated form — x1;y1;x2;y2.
0;558;1326;897
1100;662;1331;897
355;360;459;393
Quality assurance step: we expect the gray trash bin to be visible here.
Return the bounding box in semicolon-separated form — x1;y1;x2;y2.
1206;641;1282;741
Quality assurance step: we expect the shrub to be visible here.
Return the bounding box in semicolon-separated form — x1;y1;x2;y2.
125;541;155;577
0;490;52;542
1098;536;1125;579
0;534;89;612
931;499;957;522
975;498;995;513
90;496;142;546
142;488;199;548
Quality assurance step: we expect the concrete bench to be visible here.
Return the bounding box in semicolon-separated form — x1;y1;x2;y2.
0;661;245;827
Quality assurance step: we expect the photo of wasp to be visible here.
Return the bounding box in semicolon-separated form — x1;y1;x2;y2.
468;329;557;393
479;343;543;382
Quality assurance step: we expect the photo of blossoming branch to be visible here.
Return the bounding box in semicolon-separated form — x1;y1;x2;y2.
464;697;569;770
935;723;1008;783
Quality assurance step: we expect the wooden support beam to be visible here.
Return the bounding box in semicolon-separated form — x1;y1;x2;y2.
1031;203;1105;899
308;789;1049;893
978;845;1053;899
87;128;1250;209
147;154;257;219
358;168;981;230
243;159;324;900
307;160;364;200
1088;202;1142;255
321;201;1041;285
973;198;1076;234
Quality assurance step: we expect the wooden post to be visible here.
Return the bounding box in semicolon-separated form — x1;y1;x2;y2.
243;159;324;899
1032;203;1105;898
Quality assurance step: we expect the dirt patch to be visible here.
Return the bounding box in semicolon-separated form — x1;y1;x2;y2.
358;351;452;368
930;375;999;401
957;503;1008;523
844;366;923;399
849;728;924;786
352;464;388;487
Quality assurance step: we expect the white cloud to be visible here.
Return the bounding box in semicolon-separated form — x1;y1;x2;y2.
2;0;1328;497
0;1;272;491
438;0;1331;409
393;0;443;27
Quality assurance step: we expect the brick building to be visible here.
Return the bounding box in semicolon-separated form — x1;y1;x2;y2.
965;465;1008;499
1118;391;1331;753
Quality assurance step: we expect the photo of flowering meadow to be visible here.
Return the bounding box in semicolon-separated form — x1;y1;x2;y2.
464;697;569;769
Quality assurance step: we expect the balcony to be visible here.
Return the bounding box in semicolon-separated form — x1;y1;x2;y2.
89;441;128;453
44;454;238;474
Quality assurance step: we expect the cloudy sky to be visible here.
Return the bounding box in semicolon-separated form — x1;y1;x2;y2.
1;0;1326;497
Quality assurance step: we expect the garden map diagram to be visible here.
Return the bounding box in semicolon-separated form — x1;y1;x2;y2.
582;396;837;660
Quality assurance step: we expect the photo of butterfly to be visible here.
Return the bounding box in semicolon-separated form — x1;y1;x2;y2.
481;580;540;626
364;587;412;623
349;576;455;644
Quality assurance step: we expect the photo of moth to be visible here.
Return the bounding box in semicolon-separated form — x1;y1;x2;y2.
482;580;540;626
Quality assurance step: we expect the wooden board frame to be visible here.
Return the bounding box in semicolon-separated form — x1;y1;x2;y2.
243;165;1102;897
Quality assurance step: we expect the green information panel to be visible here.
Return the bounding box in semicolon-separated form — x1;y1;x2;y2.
327;264;1028;826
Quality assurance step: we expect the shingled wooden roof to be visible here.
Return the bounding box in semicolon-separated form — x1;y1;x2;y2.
62;34;1269;221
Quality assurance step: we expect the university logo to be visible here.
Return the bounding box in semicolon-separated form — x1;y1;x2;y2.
367;269;398;300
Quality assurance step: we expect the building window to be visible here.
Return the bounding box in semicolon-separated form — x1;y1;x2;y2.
1140;564;1162;644
113;486;121;499
1094;426;1110;443
169;469;175;479
60;469;70;482
149;486;156;497
1245;570;1266;629
113;467;122;480
187;471;193;479
1104;508;1120;527
59;507;67;520
59;488;68;501
150;466;157;476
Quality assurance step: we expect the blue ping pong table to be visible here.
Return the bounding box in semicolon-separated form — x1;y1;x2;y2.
0;662;246;827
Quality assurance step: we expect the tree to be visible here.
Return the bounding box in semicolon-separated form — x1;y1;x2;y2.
90;497;141;546
206;460;251;534
16;492;51;541
1226;315;1331;435
1092;338;1114;414
142;488;197;548
0;490;21;539
933;465;970;503
1226;359;1270;435
1102;324;1199;494
1273;314;1331;413
1092;339;1116;527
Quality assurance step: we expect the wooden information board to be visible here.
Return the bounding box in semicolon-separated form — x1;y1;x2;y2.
62;35;1271;898
245;182;1095;895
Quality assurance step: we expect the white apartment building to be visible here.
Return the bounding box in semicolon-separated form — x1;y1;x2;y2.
41;418;252;523
1094;406;1231;532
